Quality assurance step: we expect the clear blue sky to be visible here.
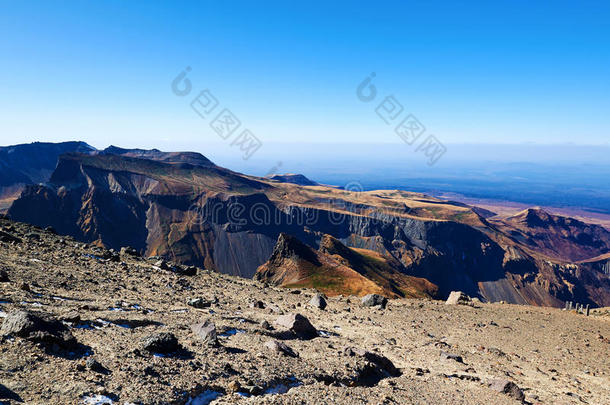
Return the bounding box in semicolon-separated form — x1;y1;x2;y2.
1;0;609;152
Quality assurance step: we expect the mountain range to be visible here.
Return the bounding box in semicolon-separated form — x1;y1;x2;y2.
2;141;610;307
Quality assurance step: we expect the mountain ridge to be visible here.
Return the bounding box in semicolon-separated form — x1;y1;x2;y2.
3;142;610;307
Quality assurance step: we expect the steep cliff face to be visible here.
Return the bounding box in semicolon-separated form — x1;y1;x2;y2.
494;208;610;262
0;141;95;212
7;151;610;307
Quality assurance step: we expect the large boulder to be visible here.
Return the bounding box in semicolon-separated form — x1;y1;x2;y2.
275;313;317;339
0;310;77;350
191;320;218;346
308;293;327;310
445;291;472;305
361;294;388;309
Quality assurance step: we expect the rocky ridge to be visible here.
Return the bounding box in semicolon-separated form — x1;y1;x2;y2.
3;145;610;307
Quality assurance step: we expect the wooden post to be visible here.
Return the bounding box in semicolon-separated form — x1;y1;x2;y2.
586;304;590;316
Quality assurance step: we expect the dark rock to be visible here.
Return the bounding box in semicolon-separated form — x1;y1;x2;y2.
340;347;401;386
143;365;160;377
260;320;271;330
19;282;30;292
25;232;40;240
141;332;179;354
489;378;525;401
445;291;472;305
440;351;464;363
187;298;211;309
191;320;218;346
154;260;171;271
249;300;265;309
309;293;327;310
174;265;197;276
275;313;318;339
0;269;9;282
0;230;22;244
361;294;388;309
264;339;298;357
0;310;77;349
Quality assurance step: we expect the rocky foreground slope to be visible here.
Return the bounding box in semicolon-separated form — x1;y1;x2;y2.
0;217;609;404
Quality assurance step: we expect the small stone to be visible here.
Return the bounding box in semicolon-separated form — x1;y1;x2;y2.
141;332;179;354
445;291;472;305
191;320;218;346
249;300;265;309
440;351;464;363
309;293;327;310
489;379;525;401
187;298;211;309
0;269;9;282
264;339;298;357
227;381;241;393
260;320;271;330
19;282;30;292
275;313;317;339
361;294;388;309
85;357;107;373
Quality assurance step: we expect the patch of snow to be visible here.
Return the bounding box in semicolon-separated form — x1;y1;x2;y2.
185;390;223;405
82;394;114;404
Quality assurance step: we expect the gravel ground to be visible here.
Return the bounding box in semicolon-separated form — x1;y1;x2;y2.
0;218;608;404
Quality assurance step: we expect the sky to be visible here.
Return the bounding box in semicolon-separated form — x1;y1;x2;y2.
1;0;609;160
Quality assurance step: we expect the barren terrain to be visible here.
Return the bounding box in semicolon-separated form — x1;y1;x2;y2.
0;218;609;404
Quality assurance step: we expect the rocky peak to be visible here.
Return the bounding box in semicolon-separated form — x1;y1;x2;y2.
268;233;320;266
318;234;353;258
266;173;319;186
